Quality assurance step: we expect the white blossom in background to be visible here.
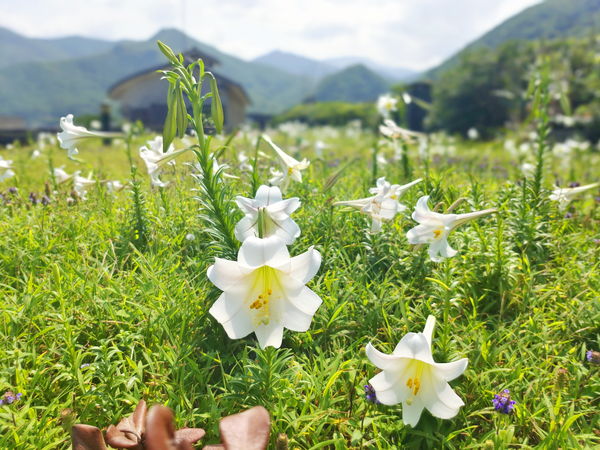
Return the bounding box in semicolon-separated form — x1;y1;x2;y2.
520;162;535;177
31;149;41;159
185;233;196;241
263;134;310;191
234;185;301;245
407;195;497;262
377;94;398;119
366;315;468;427
0;156;15;182
549;183;599;211
53;167;72;184
139;136;186;187
402;92;413;104
379;119;421;143
237;151;253;172
90;120;102;130
57;114;120;159
335;177;421;233
314;140;328;158
376;153;388;167
277;121;308;139
467;128;479;140
73;172;96;199
207;235;322;349
104;180;125;193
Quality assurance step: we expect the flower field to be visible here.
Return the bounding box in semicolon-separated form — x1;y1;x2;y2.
0;50;599;449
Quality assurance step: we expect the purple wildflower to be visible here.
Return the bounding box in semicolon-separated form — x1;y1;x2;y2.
7;187;18;195
492;389;516;414
586;350;600;365
0;391;23;406
564;212;574;219
29;192;38;205
568;181;581;188
364;384;381;404
41;195;51;206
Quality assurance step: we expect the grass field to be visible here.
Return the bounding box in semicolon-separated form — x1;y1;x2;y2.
0;121;599;449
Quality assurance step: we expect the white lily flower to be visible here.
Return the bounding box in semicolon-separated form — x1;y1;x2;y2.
467;128;479;140
237;151;253;172
407;195;497;262
73;172;96;199
520;162;535;177
0;156;15;182
262;134;310;191
235;185;301;244
549;182;599;211
53;166;72;184
207;235;322;349
366;315;468;427
139;136;187;187
336;177;421;233
380;119;422;143
377;94;398;119
104;180;125;193
57;114;120;159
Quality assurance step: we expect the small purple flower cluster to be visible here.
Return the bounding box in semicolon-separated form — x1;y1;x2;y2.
586;350;600;365
0;391;23;406
492;389;515;414
364;384;381;404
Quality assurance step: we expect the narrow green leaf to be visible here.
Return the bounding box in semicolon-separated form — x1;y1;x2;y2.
162;81;178;152
175;82;188;138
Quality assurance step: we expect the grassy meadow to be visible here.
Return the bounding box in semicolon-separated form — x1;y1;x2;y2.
0;123;599;449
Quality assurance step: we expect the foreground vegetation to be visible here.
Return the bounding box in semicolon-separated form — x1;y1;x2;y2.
0;113;599;448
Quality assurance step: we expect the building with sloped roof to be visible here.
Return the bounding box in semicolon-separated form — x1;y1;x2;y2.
108;49;250;131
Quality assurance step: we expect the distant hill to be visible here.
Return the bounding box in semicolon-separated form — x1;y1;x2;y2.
0;28;312;126
310;64;390;103
325;56;418;82
427;0;600;78
253;50;335;79
254;50;418;82
0;27;114;69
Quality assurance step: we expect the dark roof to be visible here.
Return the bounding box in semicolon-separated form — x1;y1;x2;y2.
107;48;250;103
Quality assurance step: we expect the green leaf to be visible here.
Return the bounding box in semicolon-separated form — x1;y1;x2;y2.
163;81;178;153
205;72;224;134
157;40;179;64
175;82;188;138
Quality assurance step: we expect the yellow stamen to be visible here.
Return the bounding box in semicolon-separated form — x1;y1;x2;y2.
406;362;425;397
248;267;277;325
433;229;443;238
287;167;294;175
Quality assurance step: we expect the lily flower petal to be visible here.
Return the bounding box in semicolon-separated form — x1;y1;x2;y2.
366;316;468;427
207;236;322;349
407;195;497;261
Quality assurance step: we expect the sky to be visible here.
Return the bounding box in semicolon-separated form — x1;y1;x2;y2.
0;0;542;71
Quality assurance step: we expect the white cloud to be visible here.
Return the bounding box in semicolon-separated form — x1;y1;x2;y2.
0;0;541;70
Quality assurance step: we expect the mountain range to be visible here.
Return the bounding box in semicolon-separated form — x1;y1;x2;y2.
1;0;598;127
252;50;417;82
427;0;600;78
0;28;407;127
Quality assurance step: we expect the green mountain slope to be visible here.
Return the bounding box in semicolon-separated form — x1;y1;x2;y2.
310;64;390;103
0;28;312;126
427;0;600;78
0;27;113;69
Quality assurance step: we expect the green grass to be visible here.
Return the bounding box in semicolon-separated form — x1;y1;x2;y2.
0;128;599;449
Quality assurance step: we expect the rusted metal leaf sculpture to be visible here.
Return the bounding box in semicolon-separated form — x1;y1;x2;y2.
70;401;269;449
105;399;147;449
